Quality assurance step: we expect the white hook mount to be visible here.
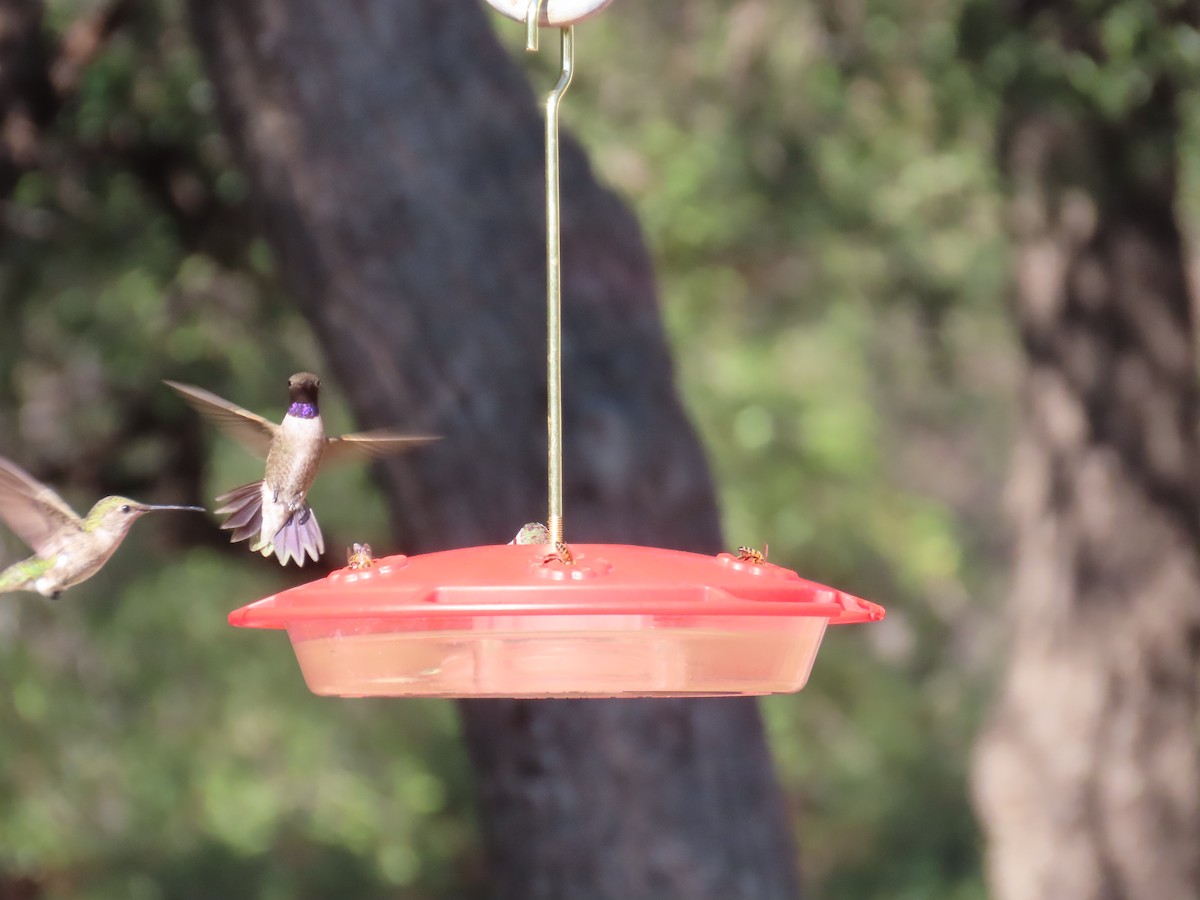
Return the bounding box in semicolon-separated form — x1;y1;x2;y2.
484;0;612;27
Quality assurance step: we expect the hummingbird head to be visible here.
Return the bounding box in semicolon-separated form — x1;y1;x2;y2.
86;496;207;534
287;372;322;419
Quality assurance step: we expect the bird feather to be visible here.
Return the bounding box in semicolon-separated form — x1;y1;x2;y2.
0;458;85;557
322;430;438;466
165;380;277;458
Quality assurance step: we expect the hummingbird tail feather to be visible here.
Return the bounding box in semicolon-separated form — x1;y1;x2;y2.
0;569;23;594
222;498;262;530
215;481;324;567
214;481;265;544
0;559;37;595
268;505;324;567
231;511;264;544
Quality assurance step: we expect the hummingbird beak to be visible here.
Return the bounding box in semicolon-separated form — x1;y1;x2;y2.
144;504;207;513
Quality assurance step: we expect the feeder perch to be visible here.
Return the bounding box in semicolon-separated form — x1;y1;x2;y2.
227;0;886;698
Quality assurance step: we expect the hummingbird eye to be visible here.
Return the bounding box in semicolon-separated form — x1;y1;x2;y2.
120;504;131;513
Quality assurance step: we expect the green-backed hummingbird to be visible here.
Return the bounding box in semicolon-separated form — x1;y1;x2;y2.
0;456;204;598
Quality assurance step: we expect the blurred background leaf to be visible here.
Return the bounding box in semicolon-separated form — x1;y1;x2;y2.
0;0;1196;897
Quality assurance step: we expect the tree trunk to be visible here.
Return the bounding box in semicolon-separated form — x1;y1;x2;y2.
186;2;801;898
972;49;1200;900
0;0;53;198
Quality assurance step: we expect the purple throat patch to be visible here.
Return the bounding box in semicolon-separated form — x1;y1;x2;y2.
288;402;319;419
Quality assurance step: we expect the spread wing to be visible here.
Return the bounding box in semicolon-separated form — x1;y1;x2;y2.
322;431;439;467
0;457;85;556
165;380;278;458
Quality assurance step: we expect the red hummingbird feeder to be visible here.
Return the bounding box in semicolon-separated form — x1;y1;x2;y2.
228;0;884;698
231;543;882;698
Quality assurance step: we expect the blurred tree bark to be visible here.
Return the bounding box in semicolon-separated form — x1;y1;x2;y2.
0;0;134;199
187;2;800;899
0;0;53;198
971;4;1200;898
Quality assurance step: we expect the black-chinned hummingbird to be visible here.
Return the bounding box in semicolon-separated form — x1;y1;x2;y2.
166;373;436;567
0;456;204;598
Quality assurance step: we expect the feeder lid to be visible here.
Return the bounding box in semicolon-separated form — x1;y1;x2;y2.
229;543;886;628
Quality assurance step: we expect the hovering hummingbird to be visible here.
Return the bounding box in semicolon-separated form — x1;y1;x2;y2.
166;372;435;567
0;456;204;599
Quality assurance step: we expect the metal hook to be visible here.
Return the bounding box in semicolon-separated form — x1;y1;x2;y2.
526;1;574;546
526;0;543;51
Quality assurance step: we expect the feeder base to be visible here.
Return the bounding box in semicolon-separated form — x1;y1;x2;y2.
288;615;828;698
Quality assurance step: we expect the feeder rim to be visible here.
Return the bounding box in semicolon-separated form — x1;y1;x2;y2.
228;542;886;629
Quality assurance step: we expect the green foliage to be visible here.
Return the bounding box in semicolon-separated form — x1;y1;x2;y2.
1;537;480;893
962;0;1200;119
0;2;477;897
2;0;1197;898
541;7;1013;893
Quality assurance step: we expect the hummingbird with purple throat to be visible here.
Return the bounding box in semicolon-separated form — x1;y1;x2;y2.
0;456;204;598
166;373;435;567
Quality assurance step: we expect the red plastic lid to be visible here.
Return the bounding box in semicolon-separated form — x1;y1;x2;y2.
229;543;885;628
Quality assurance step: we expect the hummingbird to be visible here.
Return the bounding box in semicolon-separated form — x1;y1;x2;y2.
166;372;436;567
0;456;205;599
510;522;551;545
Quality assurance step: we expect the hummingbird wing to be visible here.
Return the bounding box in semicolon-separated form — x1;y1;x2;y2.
165;380;278;458
322;431;439;467
0;457;85;557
